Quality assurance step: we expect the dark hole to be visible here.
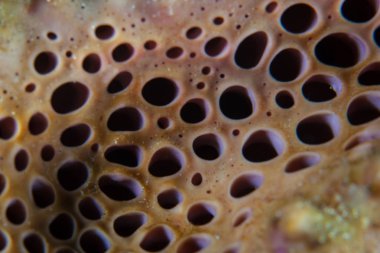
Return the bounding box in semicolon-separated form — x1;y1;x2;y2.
107;71;133;94
139;226;173;252
358;62;380;85
55;248;75;253
296;114;338;144
6;199;26;225
196;82;205;90
157;117;170;129
0;230;7;251
180;98;207;124
193;134;222;160
95;24;115;40
28;112;48;135
98;174;141;201
213;16;224;25
187;203;216;226
31;178;55;208
49;213;75;240
186;27;202;39
269;48;303;82
80;230;110;253
57;161;89;191
65;51;73;58
314;33;361;68
82;53;101;73
233;210;252;227
232;129;240;136
47;32;57;40
112;43;134;62
14;149;29;171
34;51;57;75
285;153;320;173
341;0;378;23
107;107;144;131
51;82;89;114
113;213;146;237
266;1;278;13
104;145;141;167
302;76;338;102
177;236;211;253
234;31;268;69
142;77;178;106
166;47;184;59
344;131;380;151
280;3;317;33
0;174;5;196
144;40;157;50
230;173;263;198
78;197;103;220
23;233;45;253
148;147;184;177
374;26;380;47
201;66;211;75
219;86;253;120
191;173;203;186
275;90;294;109
204;36;228;57
242;130;284;162
60;123;91;147
41;145;55;161
0;116;16;140
157;189;182;209
347;94;380;125
25;83;36;93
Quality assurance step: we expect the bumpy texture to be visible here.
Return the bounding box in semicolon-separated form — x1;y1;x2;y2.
0;0;380;252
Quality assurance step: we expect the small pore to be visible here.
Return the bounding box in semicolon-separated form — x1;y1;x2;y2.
180;98;208;124
148;147;184;177
23;233;45;253
28;113;48;135
242;130;284;162
14;149;29;171
51;82;89;114
98;173;142;201
177;235;211;253
78;197;104;220
157;189;183;209
347;93;380;125
0;116;17;140
358;62;380;86
140;226;173;252
187;202;216;226
192;133;223;160
275;90;294;109
104;145;142;167
40;145;55;161
114;212;147;237
280;3;317;33
6;199;26;225
60;123;91;147
82;53;101;74
234;31;268;69
296;113;340;145
107;71;133;94
302;75;341;102
57;161;89;191
204;36;228;57
79;230;110;253
230;173;263;198
186;27;202;39
270;48;304;82
219;86;253;120
166;46;184;59
31;178;55;208
285;153;321;173
107;107;144;131
95;24;115;40
112;43;134;62
34;51;58;75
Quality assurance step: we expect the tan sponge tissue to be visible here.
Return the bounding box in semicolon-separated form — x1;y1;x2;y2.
0;0;380;252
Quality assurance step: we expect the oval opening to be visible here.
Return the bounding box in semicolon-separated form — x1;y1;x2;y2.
230;173;263;198
148;147;184;177
284;153;321;173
